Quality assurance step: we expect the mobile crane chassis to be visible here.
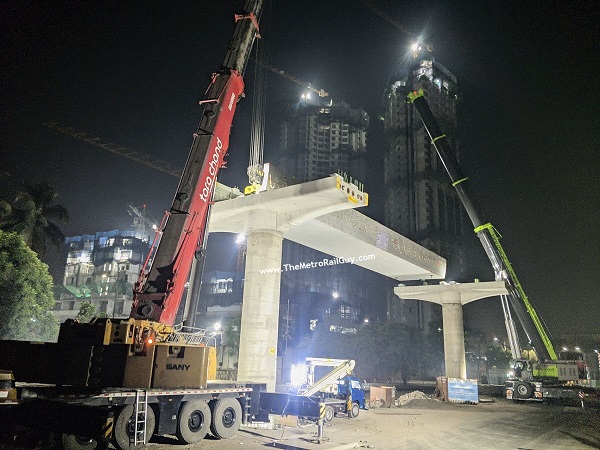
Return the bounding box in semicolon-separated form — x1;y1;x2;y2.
0;1;331;448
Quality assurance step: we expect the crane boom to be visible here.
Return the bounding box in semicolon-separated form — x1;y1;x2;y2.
42;121;183;177
407;88;557;361
262;63;329;97
130;0;263;326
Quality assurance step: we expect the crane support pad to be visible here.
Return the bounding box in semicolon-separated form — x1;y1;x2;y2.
256;392;321;421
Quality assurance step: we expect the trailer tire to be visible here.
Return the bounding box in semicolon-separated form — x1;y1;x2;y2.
514;381;533;399
61;433;98;450
209;398;242;439
113;404;155;450
324;405;335;423
176;400;211;444
350;402;360;418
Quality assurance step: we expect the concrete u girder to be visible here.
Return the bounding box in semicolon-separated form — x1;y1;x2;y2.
206;175;445;388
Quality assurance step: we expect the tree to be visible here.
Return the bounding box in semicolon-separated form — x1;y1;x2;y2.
486;344;512;369
0;230;58;341
1;182;68;257
223;314;241;357
76;301;97;323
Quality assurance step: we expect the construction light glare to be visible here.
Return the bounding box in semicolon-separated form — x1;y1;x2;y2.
290;364;307;387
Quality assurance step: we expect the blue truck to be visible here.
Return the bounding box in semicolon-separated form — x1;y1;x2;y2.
295;358;367;421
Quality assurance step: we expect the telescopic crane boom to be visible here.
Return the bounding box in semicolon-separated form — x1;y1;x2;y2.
130;0;263;327
407;88;557;362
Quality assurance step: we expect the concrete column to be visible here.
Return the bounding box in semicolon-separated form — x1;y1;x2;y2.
394;281;507;380
237;230;283;391
441;294;467;379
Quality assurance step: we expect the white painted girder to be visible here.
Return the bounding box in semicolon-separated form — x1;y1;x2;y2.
209;175;445;281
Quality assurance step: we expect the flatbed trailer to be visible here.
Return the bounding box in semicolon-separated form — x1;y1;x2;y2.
0;2;268;447
2;380;265;449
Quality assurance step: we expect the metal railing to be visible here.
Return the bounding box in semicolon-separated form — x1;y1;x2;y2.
164;324;219;347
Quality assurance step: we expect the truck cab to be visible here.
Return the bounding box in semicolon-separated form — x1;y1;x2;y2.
336;375;366;409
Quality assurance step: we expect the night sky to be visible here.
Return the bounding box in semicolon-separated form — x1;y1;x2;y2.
1;1;598;339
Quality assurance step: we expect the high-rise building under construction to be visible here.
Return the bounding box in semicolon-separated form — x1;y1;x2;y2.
279;98;369;183
382;57;469;327
277;97;389;339
383;57;467;274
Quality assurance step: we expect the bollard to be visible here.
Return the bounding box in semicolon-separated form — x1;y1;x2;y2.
317;418;324;444
101;412;114;448
346;389;353;418
317;402;326;444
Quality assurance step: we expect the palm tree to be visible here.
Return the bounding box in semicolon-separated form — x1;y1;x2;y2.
1;182;69;257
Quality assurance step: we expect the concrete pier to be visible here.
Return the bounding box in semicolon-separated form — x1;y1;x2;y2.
237;230;283;388
394;281;508;379
209;176;370;390
208;175;446;389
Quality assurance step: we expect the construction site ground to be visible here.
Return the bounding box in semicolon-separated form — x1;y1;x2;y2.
157;394;600;450
2;390;600;449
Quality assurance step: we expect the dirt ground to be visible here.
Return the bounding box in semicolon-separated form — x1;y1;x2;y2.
154;395;600;450
3;395;600;449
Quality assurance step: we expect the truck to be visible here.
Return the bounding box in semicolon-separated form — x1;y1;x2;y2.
293;358;366;421
0;1;315;448
407;88;588;403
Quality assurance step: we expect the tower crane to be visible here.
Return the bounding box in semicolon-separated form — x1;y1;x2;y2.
42;121;243;199
127;204;159;237
261;62;329;97
43;121;183;178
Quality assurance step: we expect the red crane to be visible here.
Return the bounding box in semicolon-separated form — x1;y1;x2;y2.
130;1;263;327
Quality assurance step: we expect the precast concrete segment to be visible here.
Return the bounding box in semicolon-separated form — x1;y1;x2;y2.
209;175;367;235
210;176;445;281
236;230;283;391
394;281;508;379
286;209;446;280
